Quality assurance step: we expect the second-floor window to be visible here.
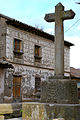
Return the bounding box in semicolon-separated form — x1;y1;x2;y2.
14;39;23;52
34;45;42;62
13;38;23;59
35;45;40;57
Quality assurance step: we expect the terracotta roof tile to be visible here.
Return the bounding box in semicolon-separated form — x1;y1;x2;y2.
70;67;80;78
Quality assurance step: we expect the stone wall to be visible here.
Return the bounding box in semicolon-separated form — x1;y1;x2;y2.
4;65;54;102
0;17;6;58
2;25;71;102
4;64;70;102
6;26;70;72
4;68;13;103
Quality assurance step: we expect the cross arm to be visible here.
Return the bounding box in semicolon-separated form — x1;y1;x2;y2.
62;10;75;20
44;13;55;22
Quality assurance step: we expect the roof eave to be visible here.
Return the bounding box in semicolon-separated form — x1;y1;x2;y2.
0;13;73;47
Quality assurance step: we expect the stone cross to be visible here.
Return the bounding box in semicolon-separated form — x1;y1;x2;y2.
44;3;75;77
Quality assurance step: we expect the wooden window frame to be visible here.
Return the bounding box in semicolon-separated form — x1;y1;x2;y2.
34;45;42;62
13;38;23;59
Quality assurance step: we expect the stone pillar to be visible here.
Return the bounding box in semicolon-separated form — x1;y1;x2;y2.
44;2;75;76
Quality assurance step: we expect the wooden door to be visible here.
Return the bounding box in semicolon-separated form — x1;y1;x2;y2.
13;76;21;101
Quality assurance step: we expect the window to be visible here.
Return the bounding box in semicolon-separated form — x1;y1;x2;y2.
34;45;42;62
35;77;41;93
13;38;23;59
14;39;23;52
35;45;40;57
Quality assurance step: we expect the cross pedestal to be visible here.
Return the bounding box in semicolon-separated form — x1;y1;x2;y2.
41;78;78;104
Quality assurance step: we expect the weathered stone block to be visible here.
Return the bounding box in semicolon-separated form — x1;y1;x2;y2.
0;103;22;114
22;102;47;120
41;78;78;104
22;102;80;120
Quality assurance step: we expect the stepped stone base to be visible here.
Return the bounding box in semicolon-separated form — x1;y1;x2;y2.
41;77;78;104
22;102;80;120
0;103;22;119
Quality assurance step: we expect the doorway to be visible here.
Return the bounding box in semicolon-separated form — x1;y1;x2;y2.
13;76;22;102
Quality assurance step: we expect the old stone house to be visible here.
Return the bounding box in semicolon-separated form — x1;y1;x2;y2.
0;14;73;103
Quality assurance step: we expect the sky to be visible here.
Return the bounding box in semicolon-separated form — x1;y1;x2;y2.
0;0;80;68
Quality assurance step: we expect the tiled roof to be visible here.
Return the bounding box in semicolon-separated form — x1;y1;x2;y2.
0;13;73;47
